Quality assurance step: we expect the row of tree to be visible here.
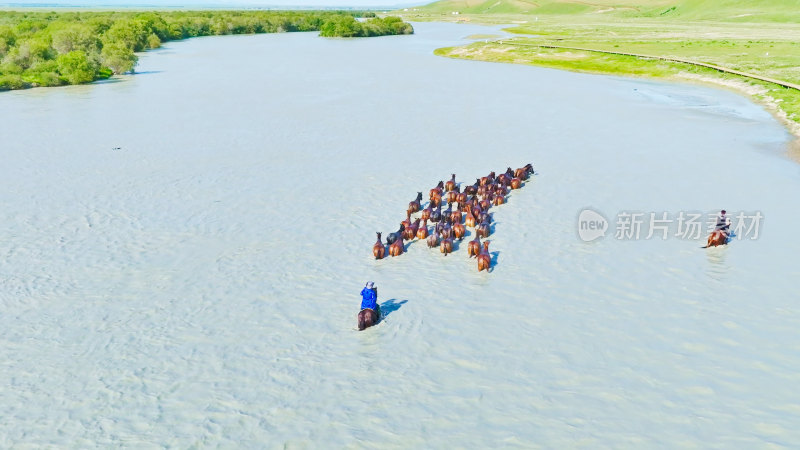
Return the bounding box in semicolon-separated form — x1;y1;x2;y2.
319;16;414;38
0;10;413;91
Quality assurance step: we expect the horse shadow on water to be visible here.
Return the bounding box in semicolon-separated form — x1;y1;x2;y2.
380;299;408;320
489;251;500;273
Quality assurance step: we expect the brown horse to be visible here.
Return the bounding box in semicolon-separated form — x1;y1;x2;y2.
445;173;457;192
464;179;480;196
456;191;468;205
467;234;481;257
492;194;505;206
421;205;432;222
477;241;491;271
476;218;490;238
427;228;440;249
705;230;729;248
446;186;459;204
452;222;466;240
401;211;412;229
479;195;492;212
408;192;422;214
403;218;421;240
440;222;453;240
442;204;453;224
449;205;462;225
373;232;385;259
389;235;404;256
515;164;534;180
510;178;522;189
358;308;379;331
465;209;476;228
440;235;453;256
430;191;442;208
429;181;444;200
430;204;442;223
416;219;429;240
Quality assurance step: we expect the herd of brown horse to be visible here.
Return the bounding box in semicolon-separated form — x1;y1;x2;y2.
372;164;534;272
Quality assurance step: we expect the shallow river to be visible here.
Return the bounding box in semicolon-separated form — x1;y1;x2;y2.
1;21;799;447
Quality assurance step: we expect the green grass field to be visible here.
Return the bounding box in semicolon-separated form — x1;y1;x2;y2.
400;0;800;138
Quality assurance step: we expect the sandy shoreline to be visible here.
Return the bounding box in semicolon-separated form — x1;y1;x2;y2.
675;72;800;162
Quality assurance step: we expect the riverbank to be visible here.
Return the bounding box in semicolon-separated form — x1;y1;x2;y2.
0;10;413;91
400;10;800;151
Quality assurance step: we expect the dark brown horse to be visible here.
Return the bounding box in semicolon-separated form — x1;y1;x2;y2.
386;224;405;246
477;241;491;271
430;204;442;223
476;218;490;238
464;179;480;196
373;232;385;259
358;308;379;331
408;192;422;214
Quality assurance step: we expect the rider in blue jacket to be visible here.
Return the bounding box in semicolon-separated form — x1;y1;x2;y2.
360;281;380;316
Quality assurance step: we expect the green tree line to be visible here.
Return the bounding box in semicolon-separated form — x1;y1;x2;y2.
0;10;413;91
319;16;414;38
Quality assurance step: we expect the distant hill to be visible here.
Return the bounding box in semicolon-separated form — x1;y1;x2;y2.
414;0;800;22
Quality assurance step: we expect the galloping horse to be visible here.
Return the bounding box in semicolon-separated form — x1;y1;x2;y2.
477;241;491;271
373;232;385;259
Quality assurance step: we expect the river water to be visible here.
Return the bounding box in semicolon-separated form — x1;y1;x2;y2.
1;21;799;447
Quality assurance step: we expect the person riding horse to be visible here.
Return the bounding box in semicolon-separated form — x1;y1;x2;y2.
360;281;380;317
715;209;731;238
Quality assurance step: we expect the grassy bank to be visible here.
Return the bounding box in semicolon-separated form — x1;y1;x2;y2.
0;10;412;91
399;0;800;140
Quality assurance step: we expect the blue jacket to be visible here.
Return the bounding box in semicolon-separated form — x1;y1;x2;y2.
360;287;377;310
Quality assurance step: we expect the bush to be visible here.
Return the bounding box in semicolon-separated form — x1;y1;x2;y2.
56;50;99;84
